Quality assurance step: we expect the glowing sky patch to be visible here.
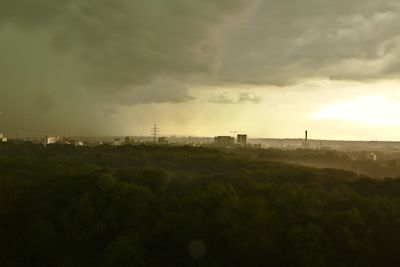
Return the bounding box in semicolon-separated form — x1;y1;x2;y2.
312;95;400;126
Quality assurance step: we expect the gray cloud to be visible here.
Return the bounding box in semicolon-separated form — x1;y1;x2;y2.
2;0;399;100
102;108;118;118
0;0;256;99
208;92;263;104
208;94;236;104
1;0;400;135
238;93;263;104
114;77;196;105
219;0;400;84
0;0;256;134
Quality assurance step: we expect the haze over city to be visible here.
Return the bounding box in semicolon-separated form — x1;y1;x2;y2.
2;1;400;140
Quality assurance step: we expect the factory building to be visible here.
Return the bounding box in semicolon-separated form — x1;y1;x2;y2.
303;130;309;148
158;137;168;145
214;136;234;147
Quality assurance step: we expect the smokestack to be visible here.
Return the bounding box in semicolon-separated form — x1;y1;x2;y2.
305;130;308;141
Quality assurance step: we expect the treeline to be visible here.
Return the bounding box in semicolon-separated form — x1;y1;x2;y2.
232;147;400;178
1;144;400;266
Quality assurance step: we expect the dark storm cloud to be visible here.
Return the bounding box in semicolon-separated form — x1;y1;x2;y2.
0;0;258;134
114;78;196;105
1;0;400;135
2;0;399;103
0;0;257;104
220;0;400;84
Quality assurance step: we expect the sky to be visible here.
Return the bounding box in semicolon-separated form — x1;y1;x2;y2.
1;0;400;140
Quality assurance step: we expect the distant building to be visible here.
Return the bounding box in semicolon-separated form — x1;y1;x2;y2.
112;138;122;146
43;136;61;147
366;152;378;161
75;141;84;147
125;136;131;144
0;133;7;143
214;136;234;147
158;137;168;145
252;143;262;149
237;134;247;146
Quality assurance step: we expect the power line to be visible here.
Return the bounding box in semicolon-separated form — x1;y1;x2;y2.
151;123;160;143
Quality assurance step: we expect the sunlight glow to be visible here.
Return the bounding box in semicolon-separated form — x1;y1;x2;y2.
312;95;400;126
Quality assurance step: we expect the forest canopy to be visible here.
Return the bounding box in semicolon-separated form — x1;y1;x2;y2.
1;144;400;266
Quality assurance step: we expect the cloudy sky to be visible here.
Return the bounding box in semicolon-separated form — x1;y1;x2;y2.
1;0;400;140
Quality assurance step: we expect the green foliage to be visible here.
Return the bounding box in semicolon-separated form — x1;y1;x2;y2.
0;144;400;266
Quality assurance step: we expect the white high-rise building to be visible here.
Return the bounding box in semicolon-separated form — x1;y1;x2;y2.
0;133;7;143
237;134;247;146
43;136;61;147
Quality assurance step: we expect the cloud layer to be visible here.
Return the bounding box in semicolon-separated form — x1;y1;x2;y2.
208;92;262;104
1;0;400;135
2;1;400;100
0;0;257;102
